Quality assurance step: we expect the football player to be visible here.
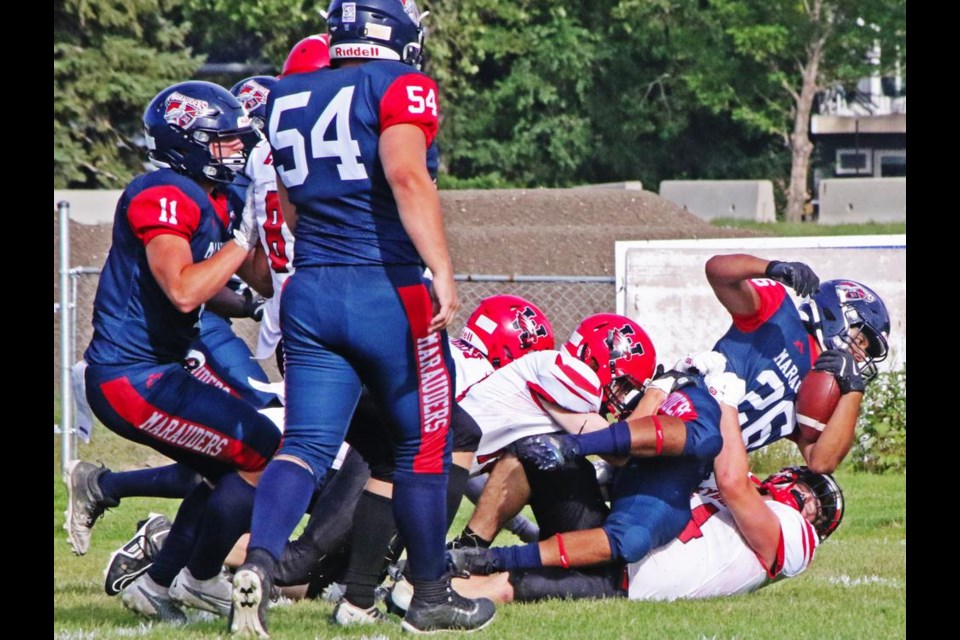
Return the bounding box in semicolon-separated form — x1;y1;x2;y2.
231;1;495;634
71;80;282;623
699;254;891;472
442;386;843;604
440;314;727;580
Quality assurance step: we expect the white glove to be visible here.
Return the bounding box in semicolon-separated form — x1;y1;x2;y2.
674;351;728;376
704;371;746;408
232;198;259;251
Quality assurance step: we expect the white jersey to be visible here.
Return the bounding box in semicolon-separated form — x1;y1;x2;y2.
626;476;819;601
458;349;602;473
448;338;495;399
244;140;296;360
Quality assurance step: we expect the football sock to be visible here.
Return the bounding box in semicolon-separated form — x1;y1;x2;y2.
248;459;316;561
187;472;255;580
147;482;212;587
392;471;447;581
445;464;470;530
343;490;396;609
574;420;632;456
99;463;200;502
494;542;542;571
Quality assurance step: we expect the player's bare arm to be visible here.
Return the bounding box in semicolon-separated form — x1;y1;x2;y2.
539;399;610;435
146;234;251;313
713;403;782;571
236;242;274;298
705;254;768;316
277;180;298;233
794;391;862;473
380;122;458;332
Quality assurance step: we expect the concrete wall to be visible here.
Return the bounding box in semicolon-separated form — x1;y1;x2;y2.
818;177;906;224
659;180;776;223
615;236;906;372
53;190;123;225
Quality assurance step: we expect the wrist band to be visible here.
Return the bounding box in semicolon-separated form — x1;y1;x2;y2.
556;533;570;569
652;414;664;456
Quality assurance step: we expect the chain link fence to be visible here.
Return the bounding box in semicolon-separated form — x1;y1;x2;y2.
56;272;615;394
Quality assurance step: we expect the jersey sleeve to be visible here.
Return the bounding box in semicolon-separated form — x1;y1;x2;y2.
730;279;788;333
127;185;202;245
767;501;819;578
527;352;603;414
379;73;440;146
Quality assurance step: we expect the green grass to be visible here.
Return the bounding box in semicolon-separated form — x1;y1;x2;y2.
54;429;906;639
709;219;906;236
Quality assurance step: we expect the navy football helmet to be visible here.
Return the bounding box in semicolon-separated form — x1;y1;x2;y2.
326;0;426;67
760;466;845;541
229;76;278;131
143;81;261;184
799;279;891;383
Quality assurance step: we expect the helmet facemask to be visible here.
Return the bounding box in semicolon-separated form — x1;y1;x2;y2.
810;298;890;384
760;466;845;541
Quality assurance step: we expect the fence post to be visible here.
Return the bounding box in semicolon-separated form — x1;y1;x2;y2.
58;201;73;477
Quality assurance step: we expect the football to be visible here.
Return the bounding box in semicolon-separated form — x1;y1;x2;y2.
795;370;842;441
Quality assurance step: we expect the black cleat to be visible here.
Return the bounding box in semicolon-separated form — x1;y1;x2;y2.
401;576;495;634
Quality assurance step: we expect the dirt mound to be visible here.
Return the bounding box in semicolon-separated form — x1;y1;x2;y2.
441;188;757;275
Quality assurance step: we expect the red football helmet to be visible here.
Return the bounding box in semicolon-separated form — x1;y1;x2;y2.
460;295;555;369
760;466;845;541
281;34;331;77
564;313;657;418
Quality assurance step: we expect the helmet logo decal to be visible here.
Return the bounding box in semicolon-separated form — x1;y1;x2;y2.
163;92;213;130
606;325;645;362
512;306;549;348
834;281;876;303
342;2;357;22
235;80;270;114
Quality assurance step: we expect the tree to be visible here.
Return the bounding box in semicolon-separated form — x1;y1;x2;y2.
682;0;906;220
54;0;203;188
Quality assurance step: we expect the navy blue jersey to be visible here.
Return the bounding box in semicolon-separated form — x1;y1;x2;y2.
84;169;233;366
712;279;817;451
265;61;439;267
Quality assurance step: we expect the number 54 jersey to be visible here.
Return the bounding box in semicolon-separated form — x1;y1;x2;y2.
266;60;440;268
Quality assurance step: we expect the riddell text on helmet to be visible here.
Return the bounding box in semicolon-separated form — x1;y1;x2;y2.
332;44;400;60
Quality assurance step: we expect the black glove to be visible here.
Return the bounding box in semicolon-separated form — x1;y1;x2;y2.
242;288;267;322
765;260;820;297
813;349;865;394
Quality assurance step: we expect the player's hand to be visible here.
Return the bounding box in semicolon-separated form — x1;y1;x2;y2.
428;272;459;333
813;349;864;394
704;371;747;408
673;351;728;376
241;288;267;321
643;366;696;396
232;203;259;251
765;260;820;297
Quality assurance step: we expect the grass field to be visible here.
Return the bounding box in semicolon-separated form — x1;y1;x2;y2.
53;427;906;639
709;219;906;237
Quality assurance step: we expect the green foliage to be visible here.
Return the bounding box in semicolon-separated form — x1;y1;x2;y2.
180;0;320;69
54;0;203;188
851;367;907;473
